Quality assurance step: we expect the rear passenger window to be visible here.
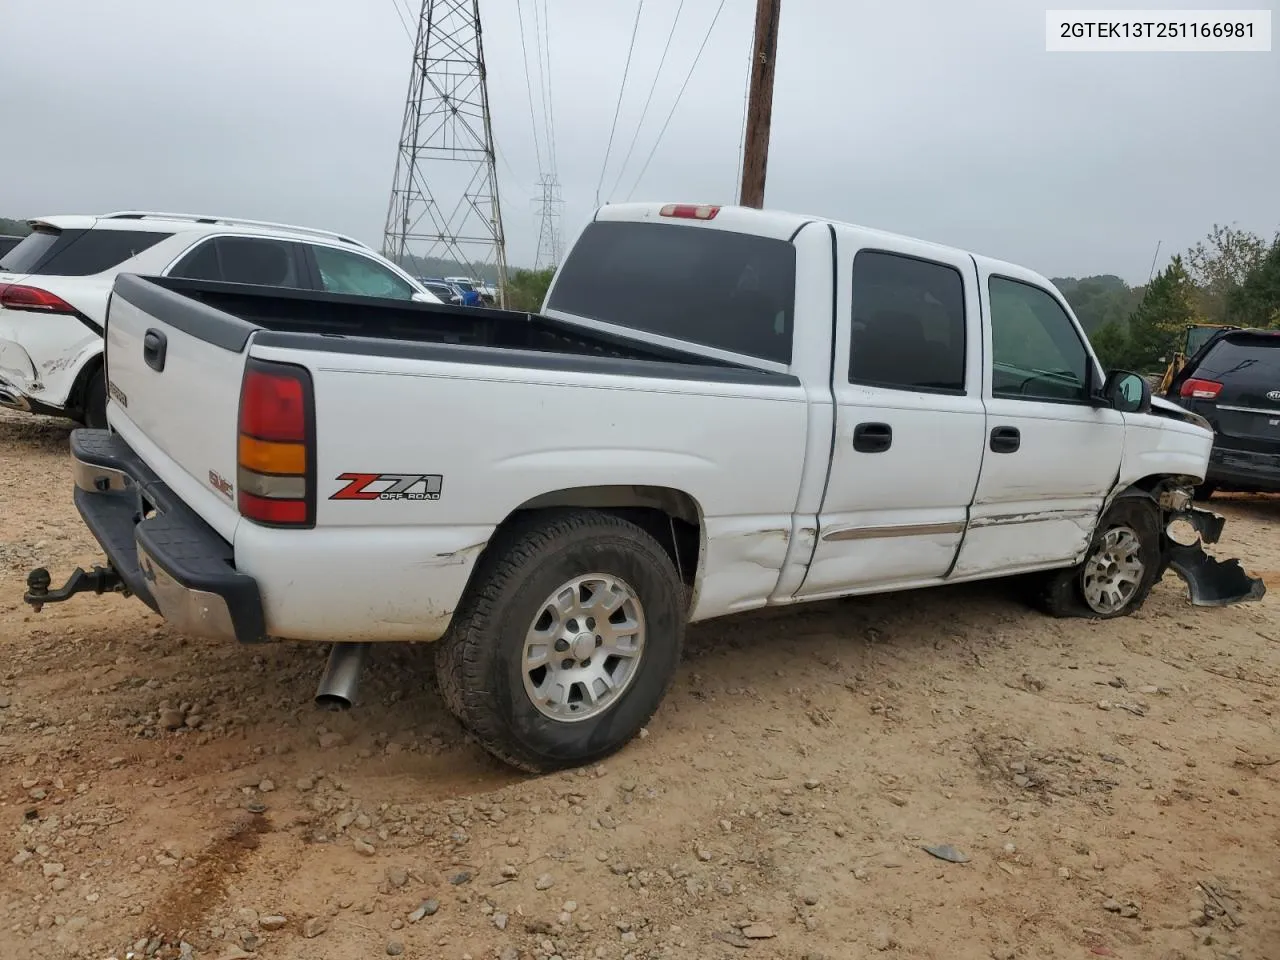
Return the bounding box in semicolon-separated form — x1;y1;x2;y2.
1;228;170;277
849;250;966;393
546;220;797;365
170;237;304;289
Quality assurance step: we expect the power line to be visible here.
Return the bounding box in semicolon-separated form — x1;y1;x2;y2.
733;11;754;200
540;0;560;179
540;0;559;179
514;0;546;175
624;0;728;202
386;0;412;40
494;142;523;194
532;0;557;177
607;0;685;201
596;1;645;207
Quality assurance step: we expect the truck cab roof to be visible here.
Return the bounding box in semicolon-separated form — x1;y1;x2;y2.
595;202;1055;296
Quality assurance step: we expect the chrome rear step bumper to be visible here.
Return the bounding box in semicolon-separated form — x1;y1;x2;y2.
22;429;268;644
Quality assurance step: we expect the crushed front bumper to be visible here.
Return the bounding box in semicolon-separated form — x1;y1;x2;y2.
1161;505;1266;607
23;429;267;643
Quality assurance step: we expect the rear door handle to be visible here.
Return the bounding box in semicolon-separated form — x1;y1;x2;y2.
990;425;1020;453
853;421;892;453
143;329;167;372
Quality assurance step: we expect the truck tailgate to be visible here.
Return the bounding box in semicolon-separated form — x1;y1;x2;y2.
104;274;252;541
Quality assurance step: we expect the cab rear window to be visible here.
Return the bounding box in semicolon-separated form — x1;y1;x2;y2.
547;220;797;365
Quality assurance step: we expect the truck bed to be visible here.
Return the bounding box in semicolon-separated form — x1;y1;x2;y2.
127;275;777;380
100;269;812;644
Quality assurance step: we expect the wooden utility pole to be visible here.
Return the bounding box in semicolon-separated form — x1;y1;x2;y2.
738;0;782;209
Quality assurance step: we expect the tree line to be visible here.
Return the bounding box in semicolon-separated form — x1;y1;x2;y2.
1055;223;1280;374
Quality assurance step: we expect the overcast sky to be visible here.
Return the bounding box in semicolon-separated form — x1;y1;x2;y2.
1;0;1277;282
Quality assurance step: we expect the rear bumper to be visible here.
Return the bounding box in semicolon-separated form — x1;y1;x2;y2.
1206;445;1280;492
69;428;267;643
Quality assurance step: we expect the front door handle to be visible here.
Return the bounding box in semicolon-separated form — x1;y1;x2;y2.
990;425;1020;453
853;421;892;453
143;329;168;372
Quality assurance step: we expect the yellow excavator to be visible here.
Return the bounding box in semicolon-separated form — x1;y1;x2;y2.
1157;322;1238;394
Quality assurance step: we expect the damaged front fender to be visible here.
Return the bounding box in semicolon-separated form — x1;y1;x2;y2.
1160;506;1266;607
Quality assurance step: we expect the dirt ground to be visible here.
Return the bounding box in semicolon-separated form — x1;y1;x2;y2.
1;408;1277;960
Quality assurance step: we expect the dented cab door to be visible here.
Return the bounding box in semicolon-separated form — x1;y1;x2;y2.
793;228;987;599
950;261;1124;579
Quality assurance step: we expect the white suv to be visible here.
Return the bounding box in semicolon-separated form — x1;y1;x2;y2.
0;211;440;427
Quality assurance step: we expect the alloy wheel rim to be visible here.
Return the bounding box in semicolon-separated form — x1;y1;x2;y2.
1081;525;1145;614
521;573;646;722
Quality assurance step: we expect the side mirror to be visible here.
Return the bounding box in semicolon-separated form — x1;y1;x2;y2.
1103;370;1151;414
411;291;436;304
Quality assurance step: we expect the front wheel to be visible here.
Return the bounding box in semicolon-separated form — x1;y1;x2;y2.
1036;498;1162;619
434;509;685;772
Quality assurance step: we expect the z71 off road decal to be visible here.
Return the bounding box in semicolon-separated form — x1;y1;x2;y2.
330;473;443;501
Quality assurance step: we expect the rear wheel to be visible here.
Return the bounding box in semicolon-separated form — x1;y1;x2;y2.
434;509;685;772
81;369;107;429
1036;498;1162;619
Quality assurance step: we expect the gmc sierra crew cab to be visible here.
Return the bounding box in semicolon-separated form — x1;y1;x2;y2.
25;202;1265;772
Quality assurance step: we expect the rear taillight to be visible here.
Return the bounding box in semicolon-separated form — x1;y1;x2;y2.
0;284;77;314
659;203;720;220
237;359;315;527
1180;378;1223;400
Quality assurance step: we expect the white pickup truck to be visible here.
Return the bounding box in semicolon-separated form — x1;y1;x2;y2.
25;202;1264;772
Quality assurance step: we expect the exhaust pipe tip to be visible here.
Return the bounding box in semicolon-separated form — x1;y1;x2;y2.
315;692;354;712
315;642;371;711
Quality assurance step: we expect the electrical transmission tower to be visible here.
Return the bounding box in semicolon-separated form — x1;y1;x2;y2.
383;0;508;304
533;174;563;270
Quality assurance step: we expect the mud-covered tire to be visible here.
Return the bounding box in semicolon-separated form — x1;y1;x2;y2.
1036;497;1163;620
81;369;107;430
434;509;685;773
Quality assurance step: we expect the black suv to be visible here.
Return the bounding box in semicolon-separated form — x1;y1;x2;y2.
1166;327;1280;497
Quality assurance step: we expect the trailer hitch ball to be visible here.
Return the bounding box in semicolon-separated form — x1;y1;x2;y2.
23;565;124;612
26;568;52;612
